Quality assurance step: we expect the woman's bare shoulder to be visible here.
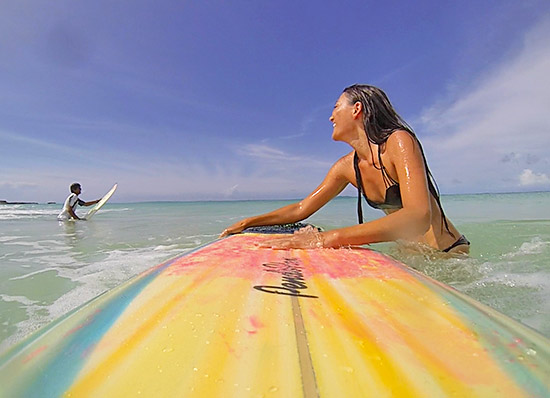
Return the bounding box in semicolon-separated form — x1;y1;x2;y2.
326;151;355;181
338;150;355;162
386;130;420;153
332;151;355;170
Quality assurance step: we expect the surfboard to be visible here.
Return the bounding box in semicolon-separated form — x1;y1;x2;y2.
84;183;117;220
0;230;549;397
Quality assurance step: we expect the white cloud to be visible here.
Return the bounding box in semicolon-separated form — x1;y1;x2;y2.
0;129;74;153
418;17;550;193
239;143;332;169
243;144;290;161
519;169;550;186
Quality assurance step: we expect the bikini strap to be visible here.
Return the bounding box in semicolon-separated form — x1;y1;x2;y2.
377;145;397;187
353;152;364;224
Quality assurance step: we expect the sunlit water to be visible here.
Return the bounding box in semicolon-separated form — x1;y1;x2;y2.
1;192;549;353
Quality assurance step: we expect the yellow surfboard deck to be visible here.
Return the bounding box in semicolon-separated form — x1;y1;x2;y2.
1;233;549;397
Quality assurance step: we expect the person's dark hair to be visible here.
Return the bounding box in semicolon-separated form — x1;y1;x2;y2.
70;183;81;193
343;84;454;237
343;84;413;144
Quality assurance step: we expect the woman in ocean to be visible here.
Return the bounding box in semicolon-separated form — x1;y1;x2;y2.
221;84;469;254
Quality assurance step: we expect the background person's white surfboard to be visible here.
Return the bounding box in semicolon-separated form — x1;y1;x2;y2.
84;183;117;220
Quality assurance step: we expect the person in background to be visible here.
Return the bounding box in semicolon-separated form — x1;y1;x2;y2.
221;84;469;254
57;183;100;221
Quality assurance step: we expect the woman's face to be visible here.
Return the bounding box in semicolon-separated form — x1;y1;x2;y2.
329;93;356;142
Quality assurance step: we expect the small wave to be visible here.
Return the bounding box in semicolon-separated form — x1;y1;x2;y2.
2;240;68;258
475;270;550;290
0;294;39;306
52;245;189;287
185;234;218;240
502;237;548;258
0;294;49;353
8;268;59;281
185;234;218;247
388;248;485;286
153;244;180;251
0;208;60;221
0;235;29;243
98;207;131;213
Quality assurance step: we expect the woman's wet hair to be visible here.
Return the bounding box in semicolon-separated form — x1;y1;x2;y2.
343;84;454;237
343;84;413;145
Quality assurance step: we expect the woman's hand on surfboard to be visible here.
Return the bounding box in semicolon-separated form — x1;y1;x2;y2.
220;221;247;238
259;226;325;249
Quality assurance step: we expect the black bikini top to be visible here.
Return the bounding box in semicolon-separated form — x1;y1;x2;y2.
353;151;402;223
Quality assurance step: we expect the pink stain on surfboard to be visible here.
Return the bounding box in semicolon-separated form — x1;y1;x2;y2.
246;315;264;335
164;235;415;283
21;345;48;364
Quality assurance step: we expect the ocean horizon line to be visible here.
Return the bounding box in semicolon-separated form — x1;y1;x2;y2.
4;190;548;206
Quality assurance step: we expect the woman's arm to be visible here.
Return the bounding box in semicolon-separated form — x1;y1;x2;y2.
220;155;351;237
264;132;432;249
323;131;432;247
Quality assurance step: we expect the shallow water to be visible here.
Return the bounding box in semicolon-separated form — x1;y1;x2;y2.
1;192;549;353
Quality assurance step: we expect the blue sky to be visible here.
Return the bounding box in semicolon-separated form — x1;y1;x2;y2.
1;0;549;202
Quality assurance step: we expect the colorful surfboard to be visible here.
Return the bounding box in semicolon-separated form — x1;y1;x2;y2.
1;232;549;397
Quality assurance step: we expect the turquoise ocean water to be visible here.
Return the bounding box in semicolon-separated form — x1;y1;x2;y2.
1;192;550;353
